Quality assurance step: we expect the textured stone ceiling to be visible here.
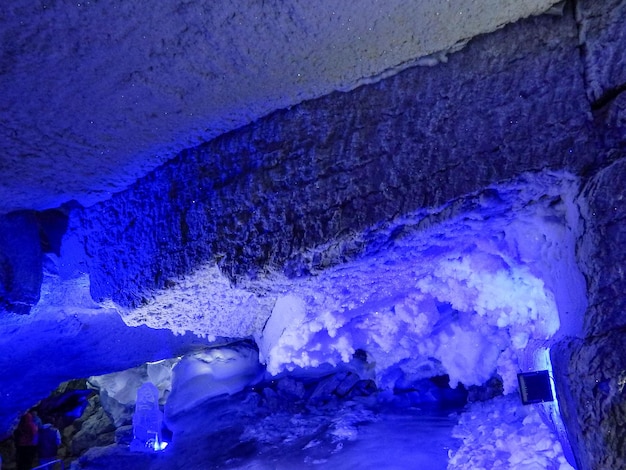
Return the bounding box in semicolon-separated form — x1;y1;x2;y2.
1;0;561;213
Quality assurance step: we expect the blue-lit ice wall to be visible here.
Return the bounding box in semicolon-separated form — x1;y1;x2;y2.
255;172;586;393
70;170;585;469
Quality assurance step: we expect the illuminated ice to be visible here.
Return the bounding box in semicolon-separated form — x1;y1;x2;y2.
131;382;163;452
448;395;574;470
255;172;586;394
257;294;308;372
165;343;262;424
80;172;585;469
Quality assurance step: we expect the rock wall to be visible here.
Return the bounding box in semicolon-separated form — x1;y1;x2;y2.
578;161;626;336
577;0;626;104
553;159;626;470
553;331;626;470
73;8;594;307
0;0;562;213
0;212;42;314
551;1;626;469
0;208;70;315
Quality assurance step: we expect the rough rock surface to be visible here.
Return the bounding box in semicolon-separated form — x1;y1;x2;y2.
0;0;561;213
553;158;626;470
67;395;116;458
577;0;626;104
73;10;593;308
0;212;42;313
549;3;626;469
553;330;626;470
577;159;626;336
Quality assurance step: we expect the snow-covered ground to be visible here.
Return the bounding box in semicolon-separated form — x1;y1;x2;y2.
449;395;574;470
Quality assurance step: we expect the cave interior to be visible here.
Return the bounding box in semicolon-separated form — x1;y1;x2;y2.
1;1;625;469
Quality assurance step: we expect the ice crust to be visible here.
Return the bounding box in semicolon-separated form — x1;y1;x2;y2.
257;173;586;392
112;172;587;394
448;395;575;470
164;344;262;423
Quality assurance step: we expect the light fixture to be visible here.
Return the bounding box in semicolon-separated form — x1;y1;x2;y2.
517;370;554;405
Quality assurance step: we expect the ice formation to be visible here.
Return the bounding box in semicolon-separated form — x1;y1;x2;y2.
164;343;263;423
131;382;164;452
106;172;587;399
61;173;585;470
448;395;574;470
256;172;586;394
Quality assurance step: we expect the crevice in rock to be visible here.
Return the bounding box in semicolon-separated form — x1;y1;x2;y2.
590;83;626;111
571;0;595;110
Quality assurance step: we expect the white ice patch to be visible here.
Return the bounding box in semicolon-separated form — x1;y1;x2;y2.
448;395;575;470
249;172;586;393
165;345;262;423
257;294;308;373
416;255;558;337
436;325;501;388
413;254;560;388
257;245;563;389
118;263;274;339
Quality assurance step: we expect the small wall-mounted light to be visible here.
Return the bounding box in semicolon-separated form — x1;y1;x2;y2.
517;370;554;405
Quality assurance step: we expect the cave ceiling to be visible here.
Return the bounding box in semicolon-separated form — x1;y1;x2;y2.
1;0;562;213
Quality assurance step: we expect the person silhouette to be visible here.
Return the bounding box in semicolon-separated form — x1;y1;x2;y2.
30;410;43;430
14;412;38;470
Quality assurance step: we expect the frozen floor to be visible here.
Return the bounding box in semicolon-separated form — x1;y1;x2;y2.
69;397;576;470
70;400;462;469
225;410;459;470
69;364;574;470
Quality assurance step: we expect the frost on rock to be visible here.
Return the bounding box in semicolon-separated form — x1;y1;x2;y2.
256;172;586;393
119;263;274;339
